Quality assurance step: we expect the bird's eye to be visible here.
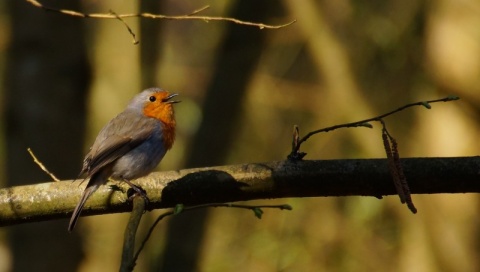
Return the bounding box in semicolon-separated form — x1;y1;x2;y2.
149;96;156;102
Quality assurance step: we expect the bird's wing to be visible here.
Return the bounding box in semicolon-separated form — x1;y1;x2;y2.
82;112;160;176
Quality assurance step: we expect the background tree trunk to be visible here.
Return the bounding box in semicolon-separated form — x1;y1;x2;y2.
4;0;90;270
159;1;282;271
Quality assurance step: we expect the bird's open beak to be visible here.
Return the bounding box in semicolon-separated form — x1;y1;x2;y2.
165;93;181;104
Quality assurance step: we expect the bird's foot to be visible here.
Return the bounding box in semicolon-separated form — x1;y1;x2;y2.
124;179;150;207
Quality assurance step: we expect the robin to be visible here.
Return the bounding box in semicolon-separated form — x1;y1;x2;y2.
68;87;180;231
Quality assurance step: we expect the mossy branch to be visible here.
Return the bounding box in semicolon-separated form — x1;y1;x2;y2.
0;156;479;227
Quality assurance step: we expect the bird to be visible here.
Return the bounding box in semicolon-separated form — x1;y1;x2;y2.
68;87;180;231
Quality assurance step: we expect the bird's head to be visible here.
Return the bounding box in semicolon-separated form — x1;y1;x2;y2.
128;88;180;125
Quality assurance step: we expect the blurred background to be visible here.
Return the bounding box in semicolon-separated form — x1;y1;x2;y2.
0;0;479;271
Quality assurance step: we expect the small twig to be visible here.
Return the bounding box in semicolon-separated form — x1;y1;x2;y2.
291;125;306;160
121;195;147;272
27;148;60;182
109;9;139;45
132;203;292;264
188;5;210;16
289;96;460;160
26;0;296;30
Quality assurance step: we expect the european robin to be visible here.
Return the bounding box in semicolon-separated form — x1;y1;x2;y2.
68;87;180;231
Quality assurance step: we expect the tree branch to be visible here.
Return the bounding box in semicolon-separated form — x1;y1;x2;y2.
0;156;478;227
289;96;460;160
120;195;145;272
26;0;296;30
131;203;291;268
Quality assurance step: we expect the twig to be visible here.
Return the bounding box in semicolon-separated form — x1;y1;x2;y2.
109;10;139;45
291;125;306;160
132;203;292;265
26;0;296;30
288;96;460;160
120;195;146;272
27;148;60;182
188;5;210;16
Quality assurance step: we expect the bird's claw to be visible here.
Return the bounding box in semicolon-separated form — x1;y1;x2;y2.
127;185;150;207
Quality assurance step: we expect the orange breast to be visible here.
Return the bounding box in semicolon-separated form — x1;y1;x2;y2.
143;102;176;150
160;121;176;150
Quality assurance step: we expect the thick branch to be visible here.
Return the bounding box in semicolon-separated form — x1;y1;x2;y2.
0;156;478;227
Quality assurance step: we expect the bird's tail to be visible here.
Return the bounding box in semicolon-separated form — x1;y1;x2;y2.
68;183;99;232
68;169;112;232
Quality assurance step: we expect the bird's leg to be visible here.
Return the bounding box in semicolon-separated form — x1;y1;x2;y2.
123;179;149;206
122;178;146;196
